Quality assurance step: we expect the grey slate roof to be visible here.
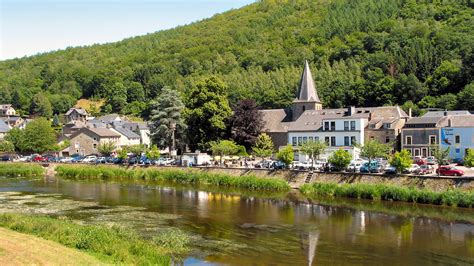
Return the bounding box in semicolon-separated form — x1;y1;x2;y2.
0;120;10;133
260;109;290;133
98;114;121;122
422;110;471;117
87;128;120;138
112;126;141;139
405;116;447;126
294;61;320;103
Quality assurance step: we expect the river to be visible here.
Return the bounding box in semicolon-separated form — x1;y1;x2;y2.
0;176;473;265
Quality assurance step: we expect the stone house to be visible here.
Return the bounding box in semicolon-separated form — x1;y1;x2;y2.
364;106;409;151
0;120;11;140
68;128;120;156
65;108;89;123
0;105;16;116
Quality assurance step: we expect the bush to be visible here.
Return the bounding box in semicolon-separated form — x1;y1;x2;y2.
328;149;352;171
0;163;44;177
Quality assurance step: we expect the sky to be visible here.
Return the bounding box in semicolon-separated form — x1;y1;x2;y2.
0;0;254;60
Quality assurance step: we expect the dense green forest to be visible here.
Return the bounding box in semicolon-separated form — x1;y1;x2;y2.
0;0;473;118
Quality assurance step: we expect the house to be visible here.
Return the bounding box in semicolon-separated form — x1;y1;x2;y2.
0;120;11;140
65;108;89;123
68;127;120;156
98;114;122;123
122;122;151;147
440;114;474;160
0;105;16;116
181;152;212;166
364;106;409;151
401;111;471;158
0;116;24;128
110;123;141;147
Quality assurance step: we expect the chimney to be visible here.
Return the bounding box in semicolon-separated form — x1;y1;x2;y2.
347;106;356;116
408;108;412;118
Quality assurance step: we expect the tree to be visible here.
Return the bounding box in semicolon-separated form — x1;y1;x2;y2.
389;150;412;173
184;76;232;151
0;140;15;153
457;82;474;110
465;149;474;167
117;147;128;160
432;146;450;176
299;140;327;170
5;128;26;152
359;139;391;167
252;133;274;160
276;145;294;168
22;118;57;153
149;87;186;153
229;99;264;149
146;145;161;160
52;114;61;127
98;141;116;156
127;82;145;103
209;140;238;166
328;149;352;171
127;144;147;157
30;93;53;118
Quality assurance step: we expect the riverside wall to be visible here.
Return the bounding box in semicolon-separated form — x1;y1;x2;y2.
42;163;474;192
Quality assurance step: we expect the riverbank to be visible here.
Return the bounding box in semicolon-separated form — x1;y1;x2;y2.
55;165;291;191
301;182;474;208
0;227;102;265
0;213;174;264
0;163;44;177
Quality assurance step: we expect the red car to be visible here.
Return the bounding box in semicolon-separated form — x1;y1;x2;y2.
32;155;48;162
436;166;464;176
414;157;427;166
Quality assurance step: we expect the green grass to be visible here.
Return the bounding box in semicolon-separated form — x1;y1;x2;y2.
55;165;291;191
0;213;174;265
300;182;474;208
0;163;44;177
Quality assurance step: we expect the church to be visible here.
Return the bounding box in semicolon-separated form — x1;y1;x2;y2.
260;61;409;161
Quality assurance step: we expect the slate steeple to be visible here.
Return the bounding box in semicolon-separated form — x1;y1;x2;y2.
291;61;322;121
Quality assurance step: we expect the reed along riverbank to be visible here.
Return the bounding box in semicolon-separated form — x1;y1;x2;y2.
301;182;474;208
55;165;291;191
0;163;44;177
0;213;178;265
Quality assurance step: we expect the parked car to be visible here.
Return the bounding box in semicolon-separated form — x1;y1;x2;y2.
270;161;285;169
95;157;107;164
18;156;30;162
405;164;421;174
82;155;97;163
60;157;74;163
384;165;397;174
414;156;427;166
71;156;84;163
436;166;464;176
32;155;48;162
360;161;382;173
426;156;437;165
419;164;434;175
347;162;364;173
452;158;465;166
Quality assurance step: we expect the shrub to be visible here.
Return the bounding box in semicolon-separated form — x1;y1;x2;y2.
0;163;44;177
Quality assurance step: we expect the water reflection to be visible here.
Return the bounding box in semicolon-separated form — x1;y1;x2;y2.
0;177;474;265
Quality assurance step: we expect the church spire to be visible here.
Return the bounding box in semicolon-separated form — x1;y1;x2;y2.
295;60;320;103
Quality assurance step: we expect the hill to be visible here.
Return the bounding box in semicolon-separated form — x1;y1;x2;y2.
0;0;473;117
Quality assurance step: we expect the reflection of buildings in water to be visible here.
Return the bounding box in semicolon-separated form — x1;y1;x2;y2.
308;231;319;266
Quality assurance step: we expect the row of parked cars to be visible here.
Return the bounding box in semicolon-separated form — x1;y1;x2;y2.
12;154;177;166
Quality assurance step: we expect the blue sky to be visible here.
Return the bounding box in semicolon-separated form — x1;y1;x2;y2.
0;0;254;60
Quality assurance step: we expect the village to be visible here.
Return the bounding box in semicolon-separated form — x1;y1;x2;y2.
0;62;472;176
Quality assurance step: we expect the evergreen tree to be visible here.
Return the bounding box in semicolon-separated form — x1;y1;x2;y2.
149;87;186;152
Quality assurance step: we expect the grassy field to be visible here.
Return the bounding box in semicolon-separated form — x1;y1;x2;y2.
301;182;474;208
0;213;176;265
0;227;102;265
0;163;44;177
56;165;291;191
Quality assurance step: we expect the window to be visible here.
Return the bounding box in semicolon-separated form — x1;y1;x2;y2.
298;137;302;145
324;122;330;131
429;135;437;145
331;136;336;146
330;122;336;131
344;121;349;131
406;136;412;145
344;136;350;146
429;149;435;156
308;136;314;142
414;149;420;157
303;137;308;143
455;135;460;144
325;137;330;145
302;106;306;112
350;121;356;131
370;136;375;140
93;137;97;141
385;136;390;143
422;148;428;157
351;137;356;146
292;137;297;146
384;123;391;129
93;143;97;149
315;137;319;142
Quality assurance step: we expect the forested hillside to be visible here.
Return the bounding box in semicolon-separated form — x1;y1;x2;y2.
0;0;473;117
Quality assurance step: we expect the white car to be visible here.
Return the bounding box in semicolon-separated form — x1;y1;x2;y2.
81;156;97;163
406;164;421;174
17;156;30;162
347;162;363;172
60;157;74;163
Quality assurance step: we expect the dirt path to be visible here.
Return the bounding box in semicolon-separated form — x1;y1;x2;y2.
0;227;102;265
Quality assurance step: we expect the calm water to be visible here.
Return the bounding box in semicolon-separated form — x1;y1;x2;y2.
0;176;473;265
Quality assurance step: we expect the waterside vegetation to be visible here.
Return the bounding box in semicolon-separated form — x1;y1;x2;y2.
0;163;44;177
55;165;291;191
0;213;175;264
301;182;474;208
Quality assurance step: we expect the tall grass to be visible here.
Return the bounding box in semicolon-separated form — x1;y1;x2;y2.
0;213;172;264
0;163;44;177
300;182;474;208
55;165;291;191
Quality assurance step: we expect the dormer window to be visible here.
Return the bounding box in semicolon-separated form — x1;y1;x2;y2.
384;123;391;129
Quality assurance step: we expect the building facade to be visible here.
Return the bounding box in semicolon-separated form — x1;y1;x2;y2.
440;115;474;160
0;105;16;116
69;128;120;156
